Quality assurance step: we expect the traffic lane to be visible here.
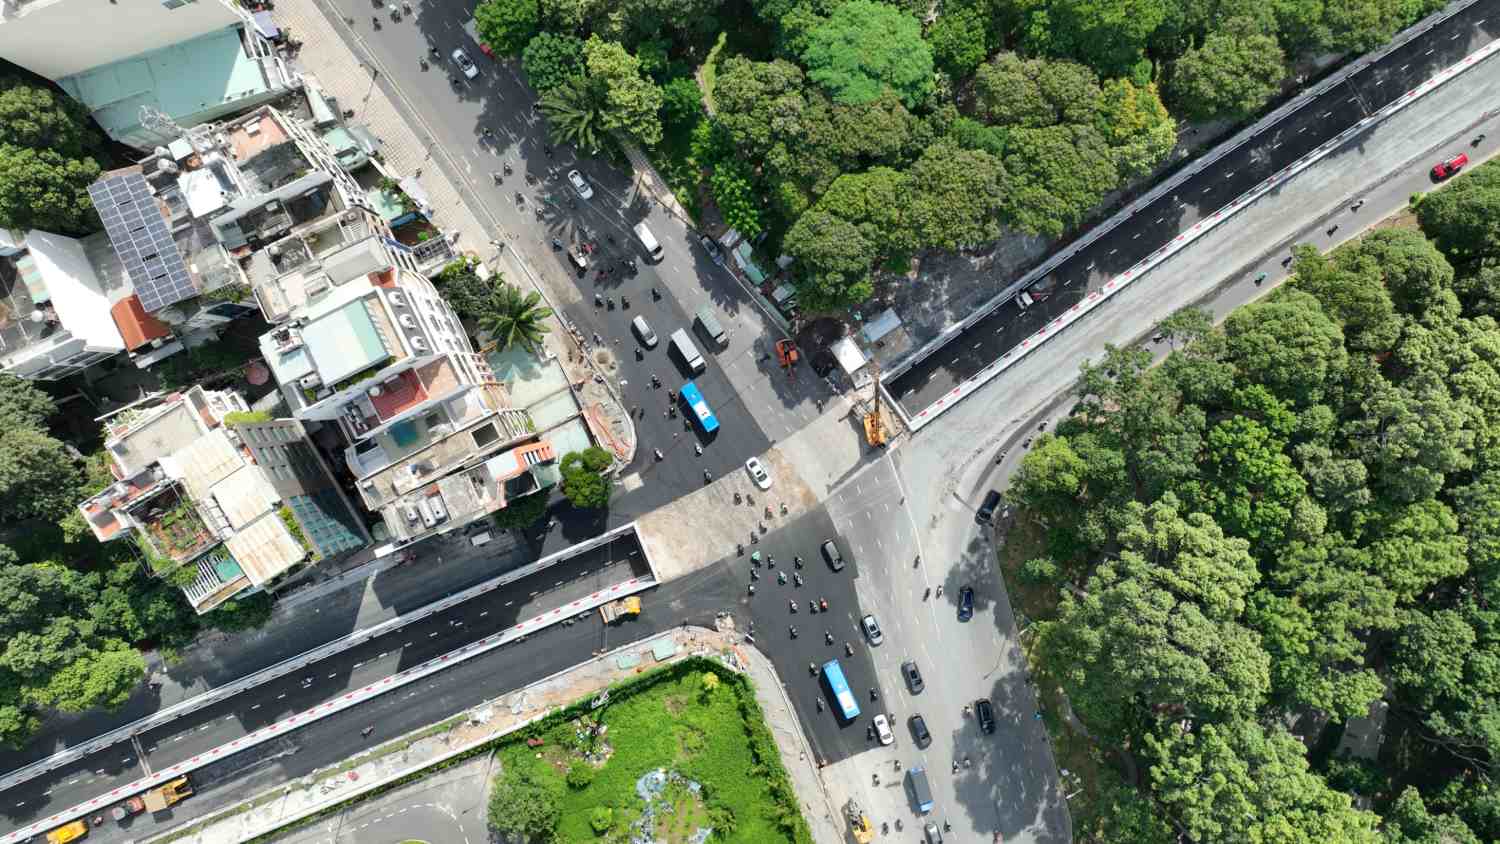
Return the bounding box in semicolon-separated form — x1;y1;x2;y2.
0;548;646;824
141;552;645;766
70;567;746;844
0;750;141;831
739;507;892;766
889;7;1492;412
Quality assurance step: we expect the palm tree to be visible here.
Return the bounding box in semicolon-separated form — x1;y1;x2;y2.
537;76;606;154
479;284;553;351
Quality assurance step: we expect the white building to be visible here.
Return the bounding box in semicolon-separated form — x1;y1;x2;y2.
0;0;294;150
0;228;177;379
255;233;554;548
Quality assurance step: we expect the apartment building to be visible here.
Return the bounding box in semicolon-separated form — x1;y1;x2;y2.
77;386;366;614
4;103;376;383
0;0;293;150
254;231;555;549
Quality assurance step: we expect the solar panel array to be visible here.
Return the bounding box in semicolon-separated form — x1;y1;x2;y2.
89;171;196;313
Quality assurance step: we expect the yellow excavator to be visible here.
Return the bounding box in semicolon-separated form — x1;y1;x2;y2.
844;799;874;843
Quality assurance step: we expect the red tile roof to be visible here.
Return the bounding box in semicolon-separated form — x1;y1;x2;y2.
110;295;172;351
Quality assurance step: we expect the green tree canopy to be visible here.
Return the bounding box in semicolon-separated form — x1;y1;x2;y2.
1001;123;1119;238
906;143;1007;250
582;36;664;146
1168;19;1286;120
0;145;101;235
487;764;563;839
521;32;585;93
783;210;876;310
0;79;97;159
1144;719;1381;842
798;0;934;108
1038;494;1270;738
478;283;553;351
474;0;540;56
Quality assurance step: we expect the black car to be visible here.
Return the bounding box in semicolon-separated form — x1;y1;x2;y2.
975;698;996;734
909;714;932;748
976;489;1003;525
958;586;975;621
820;539;845;571
902;661;924;694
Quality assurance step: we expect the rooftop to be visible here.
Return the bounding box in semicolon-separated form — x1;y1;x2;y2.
57;27;285;151
383;440;556;543
0;232;130;369
106;397;206;478
301;296;393;386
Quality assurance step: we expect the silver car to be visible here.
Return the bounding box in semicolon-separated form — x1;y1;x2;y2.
451;48;479;80
568;168;594;200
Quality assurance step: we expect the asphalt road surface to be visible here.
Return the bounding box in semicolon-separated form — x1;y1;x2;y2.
0;536;647;836
889;0;1500;415
315;0;832;520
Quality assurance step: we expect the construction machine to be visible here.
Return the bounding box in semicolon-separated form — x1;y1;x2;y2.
844;799;874;843
775;339;799;382
863;361;887;447
599;596;641;624
141;776;193;813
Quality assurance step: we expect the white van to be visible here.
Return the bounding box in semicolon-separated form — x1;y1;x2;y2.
1017;290;1035;310
670;329;706;374
634;222;663;262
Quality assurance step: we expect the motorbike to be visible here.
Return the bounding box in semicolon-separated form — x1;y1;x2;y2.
794;573;804;587
824;630;833;645
429;45;440;58
419;58;428;70
778;571;787;585
819;598;829;612
503;162;513;175
694;443;703;456
390;8;400;21
789;626;798;638
794;555;803;568
809;662;817;675
870;688;878;700
372;15;381;28
788;598;797;612
653;448;663;461
844;642;853;656
704;470;712;482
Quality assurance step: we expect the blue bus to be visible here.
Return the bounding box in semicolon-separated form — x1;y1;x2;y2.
821;659;860;722
680;380;719;433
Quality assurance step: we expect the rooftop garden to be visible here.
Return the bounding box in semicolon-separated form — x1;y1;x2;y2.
141;490;214;562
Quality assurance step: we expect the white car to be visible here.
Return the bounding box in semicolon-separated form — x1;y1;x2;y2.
567;169;594;200
873;713;894;745
451;48;479;80
861;613;883;645
745;457;772;490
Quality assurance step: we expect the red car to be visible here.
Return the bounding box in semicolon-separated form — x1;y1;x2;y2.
1432;153;1469;180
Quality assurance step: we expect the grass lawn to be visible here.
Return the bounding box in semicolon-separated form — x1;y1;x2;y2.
493;661;810;843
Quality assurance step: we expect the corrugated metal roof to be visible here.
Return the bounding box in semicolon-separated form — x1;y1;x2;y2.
225;511;305;584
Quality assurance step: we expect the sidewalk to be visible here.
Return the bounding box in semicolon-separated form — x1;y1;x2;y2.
637;393;877;581
148;626;843;844
275;0;633;466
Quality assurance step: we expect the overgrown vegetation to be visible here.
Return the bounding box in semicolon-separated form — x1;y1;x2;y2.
1008;157;1500;841
489;658;812;842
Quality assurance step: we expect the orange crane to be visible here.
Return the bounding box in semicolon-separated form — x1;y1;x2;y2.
863;361;887;447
